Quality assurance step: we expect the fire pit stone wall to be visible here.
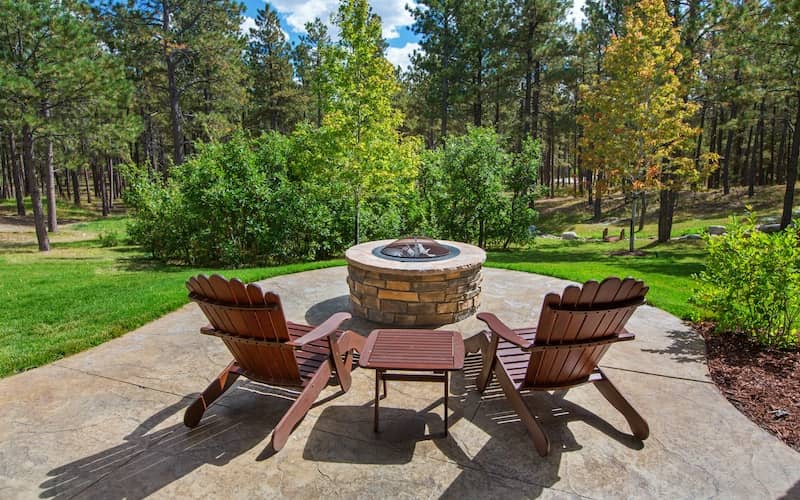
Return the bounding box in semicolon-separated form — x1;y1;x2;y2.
345;239;486;326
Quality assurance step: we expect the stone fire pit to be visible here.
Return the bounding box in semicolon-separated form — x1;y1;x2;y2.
345;238;486;326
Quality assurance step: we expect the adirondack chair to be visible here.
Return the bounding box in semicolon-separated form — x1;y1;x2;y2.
184;274;364;451
475;277;650;456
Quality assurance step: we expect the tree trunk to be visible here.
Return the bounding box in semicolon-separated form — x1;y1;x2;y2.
83;167;92;204
108;158;115;210
163;3;183;167
638;192;646;231
743;124;753;188
353;195;360;246
780;93;799;230
707;105;718;188
22;124;49;251
9;133;25;215
593;171;602;220
629;197;636;253
777;104;788;185
769;104;777;184
722;103;736;195
714;108;724;188
473;48;482;127
756;99;765;186
522;41;532;139
99;157;109;217
658;189;678;243
694;101;706;176
440;14;451;141
1;138;9;199
71;168;81;206
44;120;57;233
531;60;541;140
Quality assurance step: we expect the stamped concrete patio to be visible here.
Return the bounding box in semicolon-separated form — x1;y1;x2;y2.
0;267;798;499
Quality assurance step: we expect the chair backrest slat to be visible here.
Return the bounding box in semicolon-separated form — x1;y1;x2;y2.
187;274;301;383
525;277;647;388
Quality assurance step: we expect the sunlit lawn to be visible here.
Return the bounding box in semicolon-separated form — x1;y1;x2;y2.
487;238;705;319
0;216;344;377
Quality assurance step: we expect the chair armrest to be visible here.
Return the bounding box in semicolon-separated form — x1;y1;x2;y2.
288;312;351;347
617;329;635;341
476;312;533;349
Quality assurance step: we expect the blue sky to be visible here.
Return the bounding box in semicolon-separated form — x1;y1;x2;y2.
240;0;586;71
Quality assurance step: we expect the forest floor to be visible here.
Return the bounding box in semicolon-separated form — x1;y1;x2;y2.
534;183;792;238
2;188;798;452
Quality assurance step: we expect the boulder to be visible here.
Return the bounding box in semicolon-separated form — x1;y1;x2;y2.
675;233;703;241
561;231;579;240
758;223;782;233
707;225;726;235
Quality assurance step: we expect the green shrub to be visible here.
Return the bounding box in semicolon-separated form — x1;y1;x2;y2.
124;133;355;266
420;127;538;248
691;216;800;349
97;231;120;247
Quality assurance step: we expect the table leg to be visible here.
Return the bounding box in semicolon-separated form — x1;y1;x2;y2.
444;372;449;437
374;370;380;433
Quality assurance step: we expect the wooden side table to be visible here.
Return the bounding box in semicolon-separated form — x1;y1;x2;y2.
359;329;465;436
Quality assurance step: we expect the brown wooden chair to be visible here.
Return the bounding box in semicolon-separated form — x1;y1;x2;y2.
475;277;650;456
184;274;365;451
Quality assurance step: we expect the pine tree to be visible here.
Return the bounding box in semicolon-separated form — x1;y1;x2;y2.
245;6;300;133
0;0;134;250
294;19;331;128
102;0;246;167
410;0;463;141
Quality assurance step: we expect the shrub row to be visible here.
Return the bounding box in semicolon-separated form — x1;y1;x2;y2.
125;127;541;267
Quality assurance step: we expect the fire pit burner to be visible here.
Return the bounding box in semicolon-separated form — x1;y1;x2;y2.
374;236;460;262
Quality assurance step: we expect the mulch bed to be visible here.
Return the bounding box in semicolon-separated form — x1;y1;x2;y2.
695;322;800;452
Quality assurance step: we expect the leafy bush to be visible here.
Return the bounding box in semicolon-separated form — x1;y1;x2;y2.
420;127;538;248
125;133;354;266
691;217;800;349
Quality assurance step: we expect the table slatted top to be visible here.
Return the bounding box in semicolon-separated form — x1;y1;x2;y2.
359;329;465;371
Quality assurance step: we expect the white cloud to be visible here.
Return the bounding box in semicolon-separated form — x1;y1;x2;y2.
567;0;586;27
240;16;257;38
269;0;417;40
386;42;419;71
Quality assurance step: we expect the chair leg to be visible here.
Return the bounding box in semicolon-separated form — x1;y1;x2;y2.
476;334;496;393
184;361;241;428
271;363;332;451
593;368;650;440
332;330;363;392
495;367;550;457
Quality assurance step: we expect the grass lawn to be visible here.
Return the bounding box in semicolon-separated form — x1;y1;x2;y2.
0;215;344;377
487;238;705;319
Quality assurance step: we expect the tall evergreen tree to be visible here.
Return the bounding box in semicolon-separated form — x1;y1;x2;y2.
0;0;134;250
293;19;331;128
410;0;463;141
245;6;300;133
102;0;246;168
